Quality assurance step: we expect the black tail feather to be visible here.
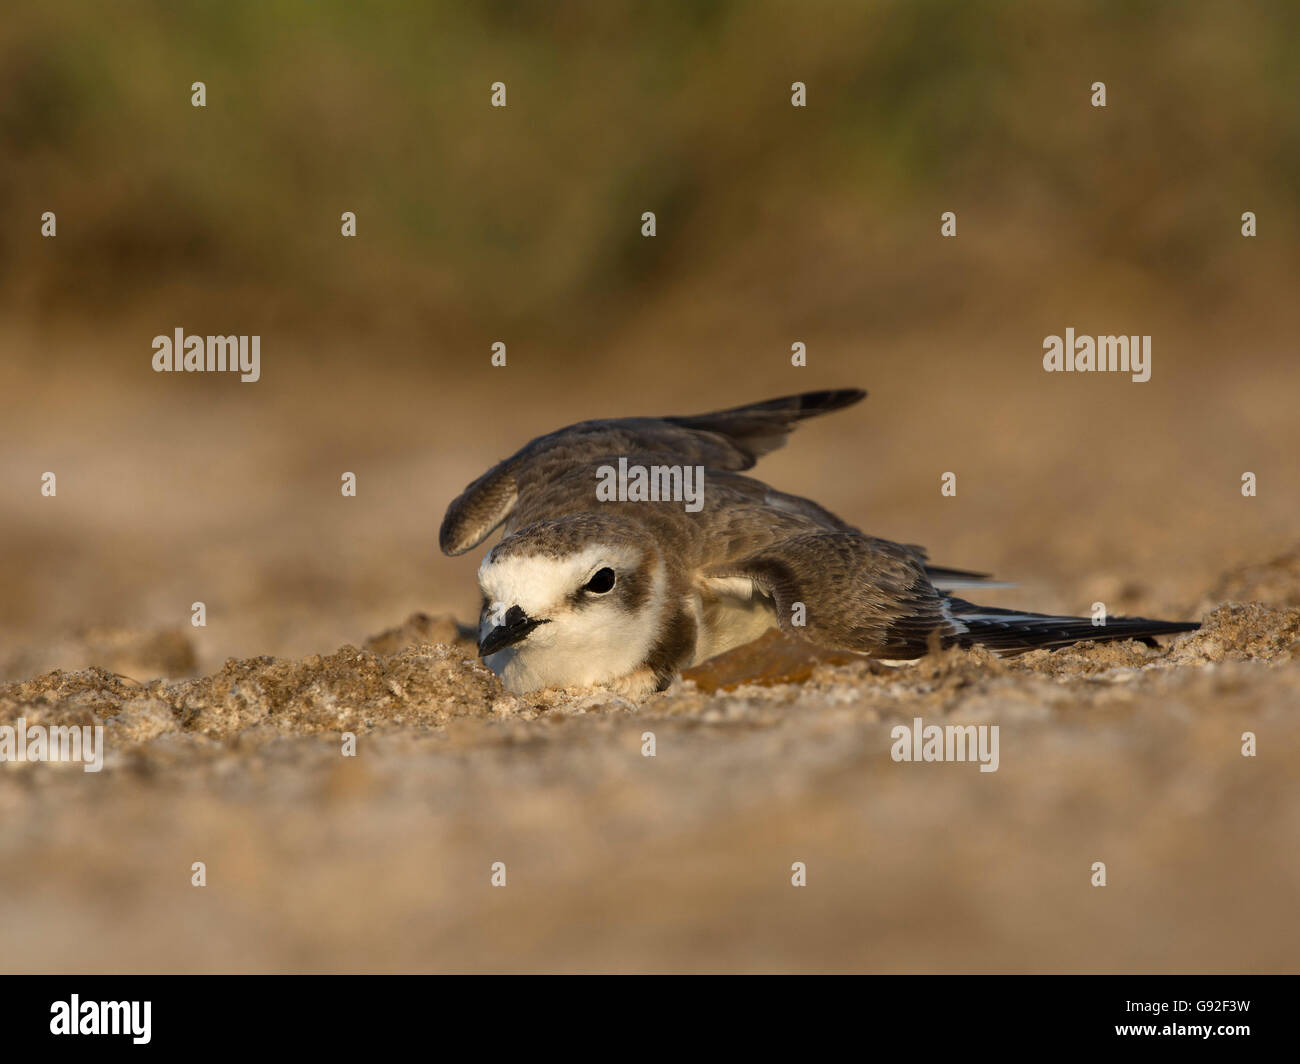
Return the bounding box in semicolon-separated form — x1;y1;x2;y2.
944;597;1200;655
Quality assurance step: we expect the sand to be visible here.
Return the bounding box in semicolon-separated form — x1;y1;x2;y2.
2;554;1297;973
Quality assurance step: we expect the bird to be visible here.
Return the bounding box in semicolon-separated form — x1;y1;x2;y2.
440;389;1199;698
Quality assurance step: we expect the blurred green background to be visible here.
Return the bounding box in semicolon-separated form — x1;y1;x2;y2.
4;0;1298;349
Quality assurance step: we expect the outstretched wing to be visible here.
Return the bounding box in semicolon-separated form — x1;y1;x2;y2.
439;389;866;555
702;529;958;659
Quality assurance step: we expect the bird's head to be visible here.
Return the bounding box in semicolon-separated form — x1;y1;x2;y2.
475;516;665;693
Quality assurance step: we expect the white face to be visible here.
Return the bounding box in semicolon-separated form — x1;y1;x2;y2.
477;544;663;693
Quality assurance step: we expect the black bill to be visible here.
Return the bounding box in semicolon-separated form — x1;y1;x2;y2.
478;605;550;657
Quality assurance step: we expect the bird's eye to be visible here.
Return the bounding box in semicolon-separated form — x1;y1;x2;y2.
584;567;616;594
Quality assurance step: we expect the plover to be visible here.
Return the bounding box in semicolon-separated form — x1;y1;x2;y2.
441;389;1198;698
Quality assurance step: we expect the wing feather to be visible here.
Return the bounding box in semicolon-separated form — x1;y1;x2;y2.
439;389;866;556
703;530;955;658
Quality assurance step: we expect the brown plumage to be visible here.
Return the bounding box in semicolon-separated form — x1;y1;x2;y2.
442;390;1199;696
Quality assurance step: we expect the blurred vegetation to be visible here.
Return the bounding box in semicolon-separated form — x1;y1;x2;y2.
2;0;1298;352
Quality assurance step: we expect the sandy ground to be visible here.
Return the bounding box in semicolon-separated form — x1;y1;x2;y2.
1;594;1298;973
3;321;1299;973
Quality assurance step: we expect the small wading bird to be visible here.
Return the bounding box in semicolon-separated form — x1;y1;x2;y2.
440;390;1198;698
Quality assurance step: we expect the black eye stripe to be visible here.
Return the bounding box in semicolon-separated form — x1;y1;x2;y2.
584;567;616;594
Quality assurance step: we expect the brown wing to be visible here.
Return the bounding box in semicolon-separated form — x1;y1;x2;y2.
703;530;957;659
439;389;866;556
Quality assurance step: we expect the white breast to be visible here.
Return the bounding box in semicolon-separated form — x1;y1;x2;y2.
691;576;779;665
